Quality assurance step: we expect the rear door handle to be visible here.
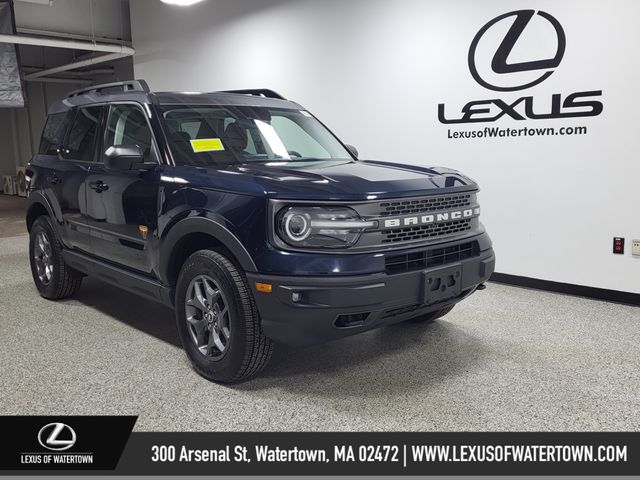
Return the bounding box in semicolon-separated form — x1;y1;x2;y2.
89;181;109;193
46;174;61;185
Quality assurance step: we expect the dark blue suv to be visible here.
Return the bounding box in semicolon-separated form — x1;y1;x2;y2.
25;80;495;382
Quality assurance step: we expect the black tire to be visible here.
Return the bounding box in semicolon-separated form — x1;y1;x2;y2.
407;304;455;324
29;216;82;300
175;249;273;383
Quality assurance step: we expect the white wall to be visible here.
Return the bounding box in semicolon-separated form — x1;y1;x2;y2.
130;0;640;294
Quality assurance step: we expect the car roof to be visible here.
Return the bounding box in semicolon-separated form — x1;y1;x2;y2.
153;91;303;109
48;84;303;115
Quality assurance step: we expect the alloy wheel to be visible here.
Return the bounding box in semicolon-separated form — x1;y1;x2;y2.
33;231;54;285
184;274;231;358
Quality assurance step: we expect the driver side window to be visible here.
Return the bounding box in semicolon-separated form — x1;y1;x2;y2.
105;104;158;163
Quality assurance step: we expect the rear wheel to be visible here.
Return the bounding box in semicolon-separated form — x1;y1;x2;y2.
407;304;454;324
29;216;82;299
175;249;273;383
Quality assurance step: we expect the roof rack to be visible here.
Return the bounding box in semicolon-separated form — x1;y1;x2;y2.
66;80;150;98
220;89;286;100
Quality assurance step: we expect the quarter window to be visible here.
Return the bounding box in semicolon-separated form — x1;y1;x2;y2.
39;112;72;155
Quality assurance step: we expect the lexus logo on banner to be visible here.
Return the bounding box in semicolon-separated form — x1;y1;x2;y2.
468;10;566;92
438;9;603;127
37;423;77;452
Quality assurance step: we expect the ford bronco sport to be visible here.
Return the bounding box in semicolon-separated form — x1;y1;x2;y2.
25;80;495;383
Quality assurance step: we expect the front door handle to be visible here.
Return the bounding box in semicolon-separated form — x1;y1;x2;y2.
89;181;109;193
46;174;61;185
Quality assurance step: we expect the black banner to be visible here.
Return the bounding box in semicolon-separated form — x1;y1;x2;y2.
0;417;637;476
118;432;639;476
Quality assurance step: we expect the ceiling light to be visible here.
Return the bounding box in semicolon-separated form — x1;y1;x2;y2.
160;0;205;6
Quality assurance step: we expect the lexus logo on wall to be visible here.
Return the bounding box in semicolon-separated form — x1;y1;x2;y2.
468;10;566;92
37;423;77;452
438;8;603;127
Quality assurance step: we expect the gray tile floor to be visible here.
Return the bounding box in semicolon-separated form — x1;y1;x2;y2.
0;195;26;238
0;234;638;432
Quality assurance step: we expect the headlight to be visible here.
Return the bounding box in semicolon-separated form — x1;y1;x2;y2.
276;206;376;248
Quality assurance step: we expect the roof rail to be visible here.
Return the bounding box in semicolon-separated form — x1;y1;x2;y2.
220;89;286;100
66;79;150;98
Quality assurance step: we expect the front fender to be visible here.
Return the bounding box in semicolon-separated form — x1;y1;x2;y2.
158;215;258;285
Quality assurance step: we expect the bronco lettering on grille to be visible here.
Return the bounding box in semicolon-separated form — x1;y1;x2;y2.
382;207;480;229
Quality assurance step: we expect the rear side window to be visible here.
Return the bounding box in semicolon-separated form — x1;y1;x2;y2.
66;106;104;162
38;112;72;155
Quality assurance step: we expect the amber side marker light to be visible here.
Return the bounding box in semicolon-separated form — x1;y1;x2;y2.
255;282;273;293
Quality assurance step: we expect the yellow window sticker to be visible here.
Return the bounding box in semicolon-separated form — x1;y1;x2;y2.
190;138;225;153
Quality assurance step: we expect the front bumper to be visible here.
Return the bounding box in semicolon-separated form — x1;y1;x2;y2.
247;242;495;346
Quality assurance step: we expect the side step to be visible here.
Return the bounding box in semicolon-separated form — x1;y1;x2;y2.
62;250;173;307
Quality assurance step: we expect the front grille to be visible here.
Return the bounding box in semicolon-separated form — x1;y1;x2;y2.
385;241;479;275
379;194;472;217
382;219;472;244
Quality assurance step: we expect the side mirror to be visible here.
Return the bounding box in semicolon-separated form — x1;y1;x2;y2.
104;145;151;170
345;144;359;159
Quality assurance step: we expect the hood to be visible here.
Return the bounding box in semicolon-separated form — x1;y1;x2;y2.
171;159;477;201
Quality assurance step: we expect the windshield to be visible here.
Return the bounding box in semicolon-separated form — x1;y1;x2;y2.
160;105;352;166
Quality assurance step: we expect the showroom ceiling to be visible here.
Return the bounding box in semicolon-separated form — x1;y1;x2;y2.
0;0;132;103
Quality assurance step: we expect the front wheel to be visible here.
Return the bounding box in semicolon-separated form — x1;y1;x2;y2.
175;250;273;383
